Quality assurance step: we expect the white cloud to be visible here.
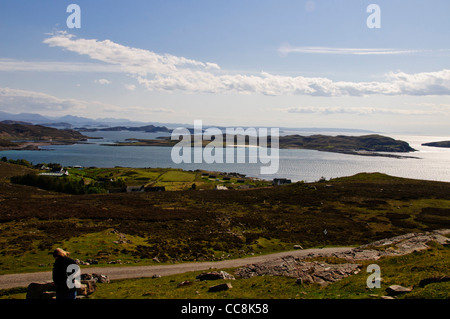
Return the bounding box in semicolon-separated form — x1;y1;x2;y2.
124;84;136;91
0;86;175;118
0;58;122;73
95;79;112;85
286;106;444;116
278;45;425;56
38;31;450;97
0;87;126;115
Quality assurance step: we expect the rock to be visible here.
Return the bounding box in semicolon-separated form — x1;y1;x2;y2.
293;245;303;250
385;285;412;296
152;257;160;263
177;280;193;288
26;282;56;299
196;271;235;281
92;273;110;283
80;273;93;281
231;230;449;289
235;256;361;286
26;280;96;299
208;283;233;292
78;280;97;296
418;276;450;288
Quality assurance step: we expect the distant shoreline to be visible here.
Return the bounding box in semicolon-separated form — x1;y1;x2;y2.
100;134;420;159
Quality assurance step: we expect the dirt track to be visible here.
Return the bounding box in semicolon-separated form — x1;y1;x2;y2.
0;247;353;289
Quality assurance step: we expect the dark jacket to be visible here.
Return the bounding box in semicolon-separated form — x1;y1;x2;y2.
52;256;77;293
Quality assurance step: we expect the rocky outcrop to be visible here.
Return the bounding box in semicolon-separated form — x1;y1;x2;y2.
235;229;449;286
235;256;361;286
26;280;96;299
196;271;235;281
26;273;110;299
302;229;450;262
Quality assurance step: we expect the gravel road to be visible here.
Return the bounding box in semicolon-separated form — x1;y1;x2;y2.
0;247;353;289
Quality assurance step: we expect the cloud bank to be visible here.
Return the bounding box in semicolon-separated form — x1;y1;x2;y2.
278;45;425;56
38;32;450;97
286;106;443;116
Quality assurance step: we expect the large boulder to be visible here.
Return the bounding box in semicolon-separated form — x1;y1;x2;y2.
26;282;56;299
385;285;412;296
196;271;235;281
26;280;97;299
208;283;233;292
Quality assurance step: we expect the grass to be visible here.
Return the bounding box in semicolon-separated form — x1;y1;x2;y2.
1;168;450;274
3;242;447;300
0;164;449;295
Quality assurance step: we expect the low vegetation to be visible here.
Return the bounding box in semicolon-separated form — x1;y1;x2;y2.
2;241;448;299
0;161;449;277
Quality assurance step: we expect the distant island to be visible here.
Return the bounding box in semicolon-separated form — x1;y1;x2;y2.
76;125;171;133
0;122;90;150
422;141;450;148
0;122;419;158
104;134;418;158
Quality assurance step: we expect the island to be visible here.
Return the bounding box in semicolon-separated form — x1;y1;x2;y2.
77;125;171;133
103;133;418;158
0;122;91;150
422;141;450;148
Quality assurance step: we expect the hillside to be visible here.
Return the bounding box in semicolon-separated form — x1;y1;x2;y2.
0;163;449;275
0;122;89;150
278;134;416;153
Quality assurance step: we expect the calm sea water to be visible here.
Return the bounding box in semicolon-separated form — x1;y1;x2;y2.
1;131;450;183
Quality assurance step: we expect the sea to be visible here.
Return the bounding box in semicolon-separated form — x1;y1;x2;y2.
1;130;450;183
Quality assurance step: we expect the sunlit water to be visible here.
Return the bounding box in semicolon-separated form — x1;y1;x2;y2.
1;131;449;183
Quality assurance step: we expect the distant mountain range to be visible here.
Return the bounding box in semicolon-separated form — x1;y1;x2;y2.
0;111;377;134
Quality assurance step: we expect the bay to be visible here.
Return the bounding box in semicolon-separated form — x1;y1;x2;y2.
1;132;449;183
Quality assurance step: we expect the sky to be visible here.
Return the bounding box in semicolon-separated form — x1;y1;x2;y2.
0;0;449;134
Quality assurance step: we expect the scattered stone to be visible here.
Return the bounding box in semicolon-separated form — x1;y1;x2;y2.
235;256;361;286
92;273;110;283
385;285;412;296
152;274;161;279
196;271;235;281
142;292;156;297
177;280;193;288
26;280;97;299
26;282;56;299
293;245;303;250
381;295;396;299
234;230;449;288
208;282;233;292
418;276;450;288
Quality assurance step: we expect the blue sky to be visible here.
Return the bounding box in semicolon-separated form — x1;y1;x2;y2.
0;0;449;134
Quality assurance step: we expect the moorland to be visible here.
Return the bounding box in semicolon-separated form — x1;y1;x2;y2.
0;160;449;275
